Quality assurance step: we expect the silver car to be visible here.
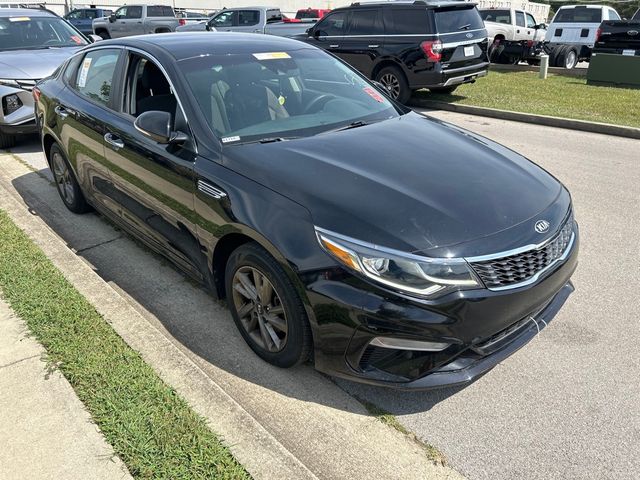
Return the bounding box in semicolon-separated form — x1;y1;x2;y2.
0;8;89;148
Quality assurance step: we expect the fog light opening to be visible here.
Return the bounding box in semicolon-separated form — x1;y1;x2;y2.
369;337;450;352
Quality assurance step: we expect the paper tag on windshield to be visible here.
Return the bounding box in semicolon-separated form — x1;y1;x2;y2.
9;16;30;22
77;57;92;88
363;87;384;103
70;35;83;45
221;136;240;143
252;52;291;60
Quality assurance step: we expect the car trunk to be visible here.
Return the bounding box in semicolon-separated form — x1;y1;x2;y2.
597;20;640;52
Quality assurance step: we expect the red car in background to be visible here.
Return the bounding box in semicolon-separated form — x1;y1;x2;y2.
283;8;330;22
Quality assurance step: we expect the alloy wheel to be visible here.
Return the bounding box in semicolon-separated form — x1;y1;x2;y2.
380;73;400;99
232;266;288;352
565;51;577;69
51;152;75;205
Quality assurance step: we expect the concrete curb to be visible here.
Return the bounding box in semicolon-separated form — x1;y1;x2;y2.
489;64;587;77
0;152;464;480
410;100;640;140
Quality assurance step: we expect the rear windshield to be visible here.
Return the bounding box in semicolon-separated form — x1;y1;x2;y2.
435;6;484;33
147;6;174;17
479;9;511;25
297;10;319;20
632;8;639;20
553;8;602;23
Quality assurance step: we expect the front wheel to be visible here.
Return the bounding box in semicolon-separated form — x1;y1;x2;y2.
96;30;110;40
375;66;411;104
429;86;458;95
0;131;16;149
225;242;312;368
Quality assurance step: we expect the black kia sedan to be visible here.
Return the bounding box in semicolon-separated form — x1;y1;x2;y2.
35;33;578;389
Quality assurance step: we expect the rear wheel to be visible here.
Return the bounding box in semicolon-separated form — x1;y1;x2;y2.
96;29;110;40
225;242;312;368
557;46;578;69
375;66;411;104
429;86;458;95
0;131;16;149
50;143;92;214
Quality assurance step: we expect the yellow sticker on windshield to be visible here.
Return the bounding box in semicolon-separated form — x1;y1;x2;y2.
252;52;291;60
9;17;31;22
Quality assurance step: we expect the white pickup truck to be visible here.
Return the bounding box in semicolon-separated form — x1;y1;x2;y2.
479;8;547;62
176;6;312;37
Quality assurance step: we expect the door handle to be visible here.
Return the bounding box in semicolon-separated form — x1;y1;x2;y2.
137;21;142;24
329;44;339;48
54;105;69;119
104;133;124;150
368;44;379;48
253;29;260;33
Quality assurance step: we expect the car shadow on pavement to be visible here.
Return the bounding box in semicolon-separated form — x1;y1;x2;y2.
9;166;475;416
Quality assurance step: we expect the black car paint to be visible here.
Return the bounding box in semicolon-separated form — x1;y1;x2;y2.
36;34;577;389
298;2;490;90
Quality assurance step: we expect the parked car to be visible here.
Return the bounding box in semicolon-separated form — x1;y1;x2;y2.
283;7;330;22
176;6;310;37
176;10;208;27
65;8;112;36
299;0;489;103
92;4;180;39
0;7;89;148
479;8;546;63
34;32;578;389
593;10;640;55
544;5;621;68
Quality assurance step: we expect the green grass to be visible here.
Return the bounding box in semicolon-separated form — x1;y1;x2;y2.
415;71;640;128
356;397;446;466
0;209;249;480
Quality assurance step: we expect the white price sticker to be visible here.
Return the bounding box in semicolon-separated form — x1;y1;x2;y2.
464;46;475;57
77;57;92;88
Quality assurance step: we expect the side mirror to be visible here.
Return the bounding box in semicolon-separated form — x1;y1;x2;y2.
536;23;547;30
89;34;102;43
109;13;116;23
134;111;187;145
305;27;312;35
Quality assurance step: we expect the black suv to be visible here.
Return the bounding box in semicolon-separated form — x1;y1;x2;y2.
301;0;489;103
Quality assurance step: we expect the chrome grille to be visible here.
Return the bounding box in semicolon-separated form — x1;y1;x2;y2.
470;213;574;290
15;79;39;91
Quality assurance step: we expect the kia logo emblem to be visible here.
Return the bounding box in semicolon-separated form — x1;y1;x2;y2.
628;30;639;36
465;33;473;38
535;220;550;234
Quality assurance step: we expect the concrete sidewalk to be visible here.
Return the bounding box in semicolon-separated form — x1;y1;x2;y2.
0;299;131;480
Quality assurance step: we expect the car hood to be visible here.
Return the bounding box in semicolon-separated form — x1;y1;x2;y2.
223;112;564;255
0;47;82;79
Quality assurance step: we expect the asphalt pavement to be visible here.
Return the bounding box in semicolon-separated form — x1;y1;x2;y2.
3;111;639;479
338;110;640;479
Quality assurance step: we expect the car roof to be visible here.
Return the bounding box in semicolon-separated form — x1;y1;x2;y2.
337;0;477;11
98;32;312;59
0;7;57;17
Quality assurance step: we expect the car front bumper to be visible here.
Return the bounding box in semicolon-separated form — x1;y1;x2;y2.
0;84;36;136
305;224;579;390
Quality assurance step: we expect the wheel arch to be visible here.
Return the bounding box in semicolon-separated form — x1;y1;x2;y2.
371;58;407;82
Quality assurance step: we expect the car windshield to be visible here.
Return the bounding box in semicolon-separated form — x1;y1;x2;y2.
0;15;87;51
180;48;401;144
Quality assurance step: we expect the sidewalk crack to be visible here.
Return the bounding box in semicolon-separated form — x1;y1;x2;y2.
0;354;40;370
75;235;122;254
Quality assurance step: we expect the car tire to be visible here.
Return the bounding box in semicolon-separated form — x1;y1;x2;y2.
0;131;16;149
96;30;110;40
557;46;578;69
375;66;411;104
225;242;312;368
429;86;458;95
49;143;92;214
549;45;564;67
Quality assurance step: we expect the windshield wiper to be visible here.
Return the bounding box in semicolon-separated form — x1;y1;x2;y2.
233;136;298;146
321;121;370;135
458;24;472;30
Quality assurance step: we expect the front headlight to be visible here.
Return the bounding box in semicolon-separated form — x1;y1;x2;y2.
315;227;481;298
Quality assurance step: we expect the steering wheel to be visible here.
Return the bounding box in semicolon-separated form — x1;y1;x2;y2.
303;94;335;114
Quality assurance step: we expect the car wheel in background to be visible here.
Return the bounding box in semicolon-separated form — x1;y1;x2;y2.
225;242;312;368
50;143;92;214
376;66;411;104
0;131;16;149
96;30;110;40
429;86;458;95
557;46;578;69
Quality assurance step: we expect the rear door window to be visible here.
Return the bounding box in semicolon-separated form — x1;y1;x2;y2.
388;8;429;34
434;6;484;33
515;11;525;27
73;49;120;107
348;9;383;35
238;10;260;26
